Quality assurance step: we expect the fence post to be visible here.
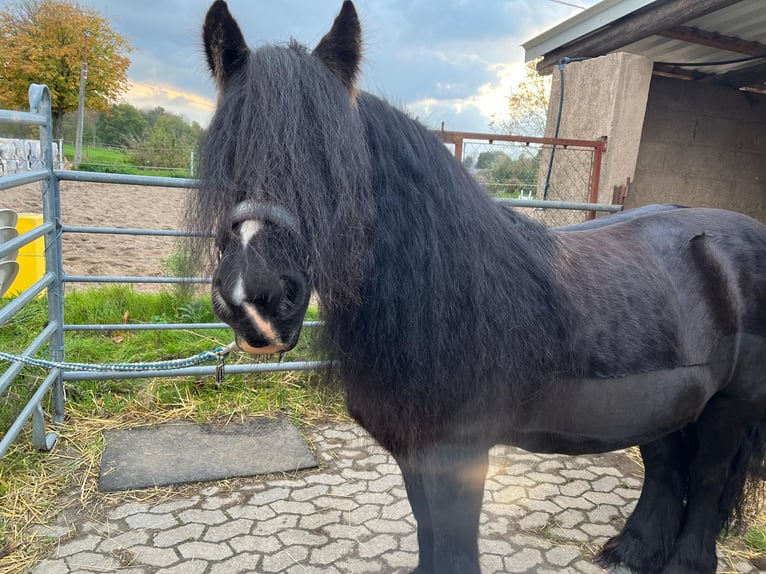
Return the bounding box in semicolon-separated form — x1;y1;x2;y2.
587;136;608;221
29;84;66;447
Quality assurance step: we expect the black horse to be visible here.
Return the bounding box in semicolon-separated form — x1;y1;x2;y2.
187;2;766;572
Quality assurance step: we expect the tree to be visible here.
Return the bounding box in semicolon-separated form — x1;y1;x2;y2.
475;150;507;170
491;59;551;137
97;103;148;147
129;112;201;169
0;0;132;139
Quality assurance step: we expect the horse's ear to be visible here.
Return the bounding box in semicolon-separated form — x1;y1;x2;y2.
314;1;362;90
203;0;249;91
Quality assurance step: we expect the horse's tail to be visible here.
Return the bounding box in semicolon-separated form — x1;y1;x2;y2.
719;413;766;532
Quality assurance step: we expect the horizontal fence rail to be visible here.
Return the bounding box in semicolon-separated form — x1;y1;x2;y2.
0;84;624;458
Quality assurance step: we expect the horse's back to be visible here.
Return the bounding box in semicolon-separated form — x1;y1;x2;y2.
557;207;766;377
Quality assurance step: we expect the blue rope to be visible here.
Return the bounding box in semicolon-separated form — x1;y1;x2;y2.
0;342;237;373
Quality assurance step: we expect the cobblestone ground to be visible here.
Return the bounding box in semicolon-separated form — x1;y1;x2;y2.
31;423;763;574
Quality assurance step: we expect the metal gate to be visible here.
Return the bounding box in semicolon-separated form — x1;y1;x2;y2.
0;86;622;459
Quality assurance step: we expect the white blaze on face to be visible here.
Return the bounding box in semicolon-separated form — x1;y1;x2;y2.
240;219;262;249
230;218;284;351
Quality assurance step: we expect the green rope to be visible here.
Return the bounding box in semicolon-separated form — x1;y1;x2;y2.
0;342;238;373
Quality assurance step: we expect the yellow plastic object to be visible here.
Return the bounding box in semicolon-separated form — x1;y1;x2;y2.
8;213;45;297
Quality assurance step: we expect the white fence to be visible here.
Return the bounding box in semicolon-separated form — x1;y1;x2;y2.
0;138;61;176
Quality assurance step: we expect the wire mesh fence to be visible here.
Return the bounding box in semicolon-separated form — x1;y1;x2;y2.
439;131;607;227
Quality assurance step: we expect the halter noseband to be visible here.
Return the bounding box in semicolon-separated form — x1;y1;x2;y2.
229;199;301;236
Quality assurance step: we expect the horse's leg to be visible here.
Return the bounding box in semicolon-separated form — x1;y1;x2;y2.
597;432;689;573
661;395;756;573
416;443;489;574
393;455;435;574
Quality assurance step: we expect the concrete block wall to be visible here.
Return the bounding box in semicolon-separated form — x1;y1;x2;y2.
543;52;654;219
628;76;766;222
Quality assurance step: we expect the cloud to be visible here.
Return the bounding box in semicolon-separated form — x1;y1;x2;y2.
124;82;214;126
86;0;600;132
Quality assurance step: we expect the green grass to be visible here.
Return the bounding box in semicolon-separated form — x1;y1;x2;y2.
745;525;766;552
62;144;128;165
62;144;192;178
0;286;332;424
0;285;343;572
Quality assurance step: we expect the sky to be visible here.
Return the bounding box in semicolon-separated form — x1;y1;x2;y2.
86;0;601;133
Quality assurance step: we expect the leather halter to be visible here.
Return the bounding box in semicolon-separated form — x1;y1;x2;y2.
229;199;301;236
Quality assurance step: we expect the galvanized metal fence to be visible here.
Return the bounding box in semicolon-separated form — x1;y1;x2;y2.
0;87;622;459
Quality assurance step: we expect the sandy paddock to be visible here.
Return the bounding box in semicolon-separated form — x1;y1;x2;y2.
2;181;191;291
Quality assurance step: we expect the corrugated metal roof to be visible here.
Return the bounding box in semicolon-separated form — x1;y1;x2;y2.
523;0;766;92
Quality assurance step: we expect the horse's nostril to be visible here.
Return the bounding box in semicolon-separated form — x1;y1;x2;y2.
279;275;304;315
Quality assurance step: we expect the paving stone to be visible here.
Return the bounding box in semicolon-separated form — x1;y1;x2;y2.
367;518;415;534
552;494;595;510
55;535;102;557
335;557;385;573
380;499;412;521
203;518;253;542
560;468;597;480
177;508;229;525
583;491;627;506
63;550;119;570
554;508;586;529
248;487;290;506
30;559;69;574
519;498;561;514
495;485;527;504
98;529;151;553
593;476;621;492
150;497;200;514
178;540;233;560
124;512;178;530
480;552;507;574
504;548;543;572
227;503;277;522
527;483;560;500
358;533;398;558
528;471;567;484
560;479;591;497
201;492;243;509
129;545;180;567
277;528;330;547
229;534;281;554
309;539;356;565
546;545;581;567
252;514;299;535
588;504;622;524
581;522;620;538
614;487;641;500
349;504;382;524
299;509;342;530
208;552;261;574
261;545;310;572
157;561;207;574
153;523;205;547
381;550;419;569
519;511;550;530
290;484;329;502
30;523;71;539
323;522;370;540
107;502;150;521
480;539;514;555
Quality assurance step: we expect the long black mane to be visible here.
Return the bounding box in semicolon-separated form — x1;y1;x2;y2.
333;93;579;448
